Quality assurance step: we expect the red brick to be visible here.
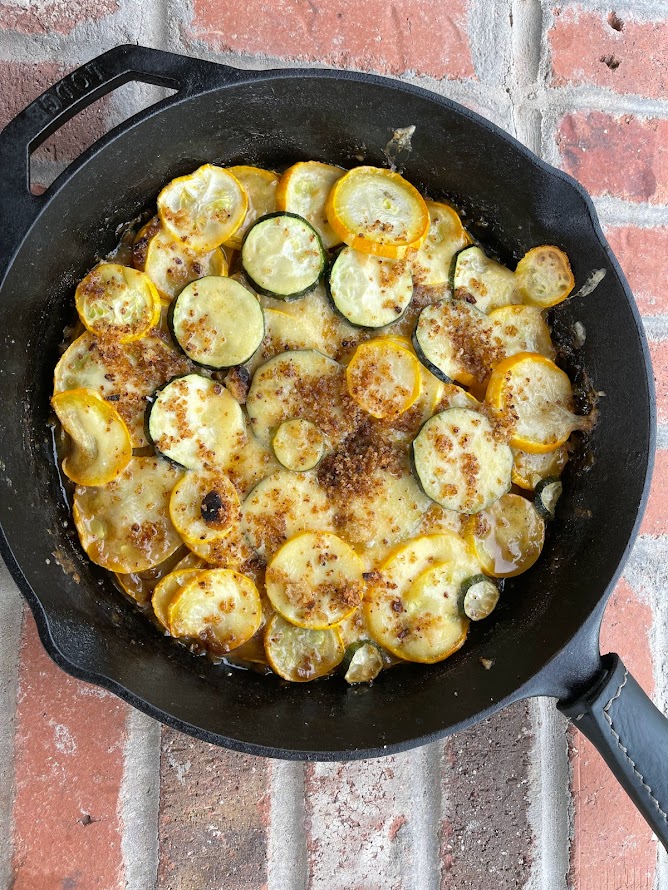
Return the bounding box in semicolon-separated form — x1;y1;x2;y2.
0;0;117;35
556;111;668;204
649;339;668;424
157;729;269;889
641;449;668;536
569;579;656;889
549;8;668;99
440;702;533;888
0;62;109;169
188;0;475;80
605;226;668;314
304;756;413;888
11;614;128;890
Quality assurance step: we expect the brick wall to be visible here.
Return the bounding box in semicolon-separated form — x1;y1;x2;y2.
0;1;667;887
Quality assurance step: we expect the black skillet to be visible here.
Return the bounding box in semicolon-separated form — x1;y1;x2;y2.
0;45;666;846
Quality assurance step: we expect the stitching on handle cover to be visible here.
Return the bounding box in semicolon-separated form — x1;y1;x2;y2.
603;668;668;824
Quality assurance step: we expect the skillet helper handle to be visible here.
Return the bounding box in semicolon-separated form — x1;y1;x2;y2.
559;653;668;847
0;45;242;255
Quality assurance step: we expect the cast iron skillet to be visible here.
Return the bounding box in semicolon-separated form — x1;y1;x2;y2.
0;45;666;845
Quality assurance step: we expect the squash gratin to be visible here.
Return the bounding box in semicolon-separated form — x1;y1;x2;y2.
51;161;584;684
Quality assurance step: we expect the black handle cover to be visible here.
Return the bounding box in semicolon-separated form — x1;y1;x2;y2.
559;653;668;847
0;45;248;261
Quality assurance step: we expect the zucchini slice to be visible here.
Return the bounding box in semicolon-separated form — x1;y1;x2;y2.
152;563;205;630
346;339;422;419
511;445;568;491
53;331;191;448
365;536;477;663
147;374;246;470
246;350;353;445
272;418;326;472
412;408;513;514
515;245;574;308
169;276;264;369
73;456;183;573
412;200;471;287
325;166;429;259
266;531;365;629
157;164;248;253
51;388;132;486
534;476;563;521
169;469;240;547
451;246;518;313
459;574;500;620
168;568;262;655
276;161;344;249
489;305;556;361
485;352;578;453
464;493;545;577
341;640;384;684
413;300;500;386
225;165;279;250
136;219;228;302
241;213;325;299
264;614;344;682
75;263;160;343
241;469;336;560
327;247;413;328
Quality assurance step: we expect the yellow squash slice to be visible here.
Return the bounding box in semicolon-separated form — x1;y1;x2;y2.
325;166;429;259
157;164;248;253
168;568;262;655
225;165;279;250
51;388;131;486
75;263;160;343
266;531;365;629
489;305;556;361
515;245;575;308
412;200;471;287
464;493;545;578
264;614;344;681
276;161;344;249
346;339;422;419
53;331;191;447
73;456;183;573
115;546;190;607
364;531;478;663
511;445;569;490
169;469;240;548
486;352;579;453
134;218;228;302
152;562;205;630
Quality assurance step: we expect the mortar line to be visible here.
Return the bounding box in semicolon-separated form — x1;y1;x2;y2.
655;425;668;451
593;198;668;229
267;760;308;890
0;567;23;890
407;743;442;890
119;708;161;890
526;698;571;890
508;0;544;152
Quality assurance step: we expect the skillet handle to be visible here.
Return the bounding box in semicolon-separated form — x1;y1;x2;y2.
0;45;246;258
559;653;668;848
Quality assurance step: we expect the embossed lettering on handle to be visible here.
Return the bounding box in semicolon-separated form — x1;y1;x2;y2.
34;61;105;123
